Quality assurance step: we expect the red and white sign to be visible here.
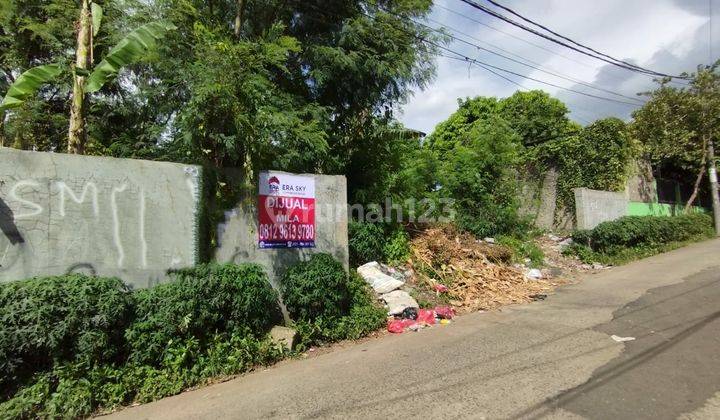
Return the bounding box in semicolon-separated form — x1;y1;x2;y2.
258;171;315;248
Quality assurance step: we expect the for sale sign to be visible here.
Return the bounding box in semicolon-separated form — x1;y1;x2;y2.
258;171;316;249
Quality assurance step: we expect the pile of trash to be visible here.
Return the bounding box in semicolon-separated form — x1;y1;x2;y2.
409;226;555;312
386;306;456;334
358;261;450;334
357;261;419;315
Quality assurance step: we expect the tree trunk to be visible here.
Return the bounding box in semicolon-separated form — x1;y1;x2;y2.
68;0;92;154
708;139;720;236
234;0;245;38
685;137;708;211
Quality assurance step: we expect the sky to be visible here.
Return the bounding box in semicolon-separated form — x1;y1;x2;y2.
398;0;720;134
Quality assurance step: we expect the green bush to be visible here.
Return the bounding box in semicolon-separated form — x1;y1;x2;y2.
0;275;133;396
125;263;282;366
349;222;412;267
0;264;291;418
0;333;286;419
574;214;713;253
293;271;386;349
382;228;411;264
349;221;386;266
280;254;350;322
497;236;545;268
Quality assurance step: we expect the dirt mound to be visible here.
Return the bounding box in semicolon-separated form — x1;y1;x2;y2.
410;225;555;312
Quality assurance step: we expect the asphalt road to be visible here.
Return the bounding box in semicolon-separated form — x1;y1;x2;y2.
104;239;720;420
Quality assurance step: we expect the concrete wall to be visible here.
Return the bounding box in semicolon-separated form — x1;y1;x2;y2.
0;148;202;287
215;172;348;288
626;161;658;203
518;166;559;229
574;187;628;230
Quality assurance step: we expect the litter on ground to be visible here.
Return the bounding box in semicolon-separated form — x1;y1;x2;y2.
611;335;636;342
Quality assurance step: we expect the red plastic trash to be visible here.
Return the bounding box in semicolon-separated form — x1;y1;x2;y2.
416;309;436;325
434;306;455;320
434;284;449;293
387;319;416;333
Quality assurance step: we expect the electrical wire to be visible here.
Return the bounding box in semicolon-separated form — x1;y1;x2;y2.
434;3;689;87
424;16;646;104
456;0;689;79
480;0;686;78
433;42;641;106
359;2;646;107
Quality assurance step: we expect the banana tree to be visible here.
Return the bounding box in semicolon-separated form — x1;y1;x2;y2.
0;1;175;154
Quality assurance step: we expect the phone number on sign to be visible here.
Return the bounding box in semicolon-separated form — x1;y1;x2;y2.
259;223;315;241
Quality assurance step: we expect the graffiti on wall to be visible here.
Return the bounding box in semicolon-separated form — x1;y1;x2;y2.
0;149;201;287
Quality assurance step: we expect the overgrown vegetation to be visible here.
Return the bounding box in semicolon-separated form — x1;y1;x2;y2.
283;253;387;350
0;258;382;418
566;214;714;264
348;222;411;267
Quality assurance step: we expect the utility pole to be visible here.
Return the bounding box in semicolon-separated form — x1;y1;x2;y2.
708;139;720;235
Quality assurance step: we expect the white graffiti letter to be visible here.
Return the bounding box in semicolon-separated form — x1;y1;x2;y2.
111;184;127;267
139;189;147;268
57;181;99;217
10;180;43;219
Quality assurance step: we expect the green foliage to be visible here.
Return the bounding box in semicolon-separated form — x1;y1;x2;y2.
382;228;411;264
0;64;63;111
574;214;713;253
281;253;350;322
0;264;288;417
498;90;572;147
349;222;411;266
293;271;386;349
0;333;286;419
349;221;386;266
530;117;636;211
0;275;133;397
497;236;545;268
86;21;177;92
126;263;281;366
436;115;529;238
425;96;500;154
632;65;720;187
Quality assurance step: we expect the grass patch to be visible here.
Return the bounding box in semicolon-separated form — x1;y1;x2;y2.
565;235;713;266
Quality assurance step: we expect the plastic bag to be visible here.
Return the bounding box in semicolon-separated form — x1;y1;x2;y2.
416;309;436;325
387;319;416;333
434;306;455;320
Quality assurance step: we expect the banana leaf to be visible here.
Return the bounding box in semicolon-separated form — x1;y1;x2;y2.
86;21;176;93
0;64;63;111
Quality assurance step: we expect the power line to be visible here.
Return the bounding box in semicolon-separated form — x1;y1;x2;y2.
479;0;674;76
434;3;598;71
424;16;646;104
433;43;641;106
456;0;689;79
435;2;689;87
299;1;646;110
362;3;645;106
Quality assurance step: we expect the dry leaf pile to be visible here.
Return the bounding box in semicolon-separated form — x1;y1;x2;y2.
410;226;555;312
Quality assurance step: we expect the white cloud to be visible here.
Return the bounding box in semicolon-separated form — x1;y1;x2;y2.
398;0;716;134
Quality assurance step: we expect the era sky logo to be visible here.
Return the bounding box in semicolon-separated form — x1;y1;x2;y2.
268;176;280;192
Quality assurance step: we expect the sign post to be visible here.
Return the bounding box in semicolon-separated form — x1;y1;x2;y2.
258;171;316;249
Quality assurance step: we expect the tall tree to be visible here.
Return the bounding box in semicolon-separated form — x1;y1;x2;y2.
1;10;175;154
632;65;720;234
67;0;92;153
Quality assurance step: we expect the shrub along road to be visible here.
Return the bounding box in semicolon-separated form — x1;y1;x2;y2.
104;239;720;419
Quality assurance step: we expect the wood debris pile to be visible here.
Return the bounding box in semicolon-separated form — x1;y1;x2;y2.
410;226;555;312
